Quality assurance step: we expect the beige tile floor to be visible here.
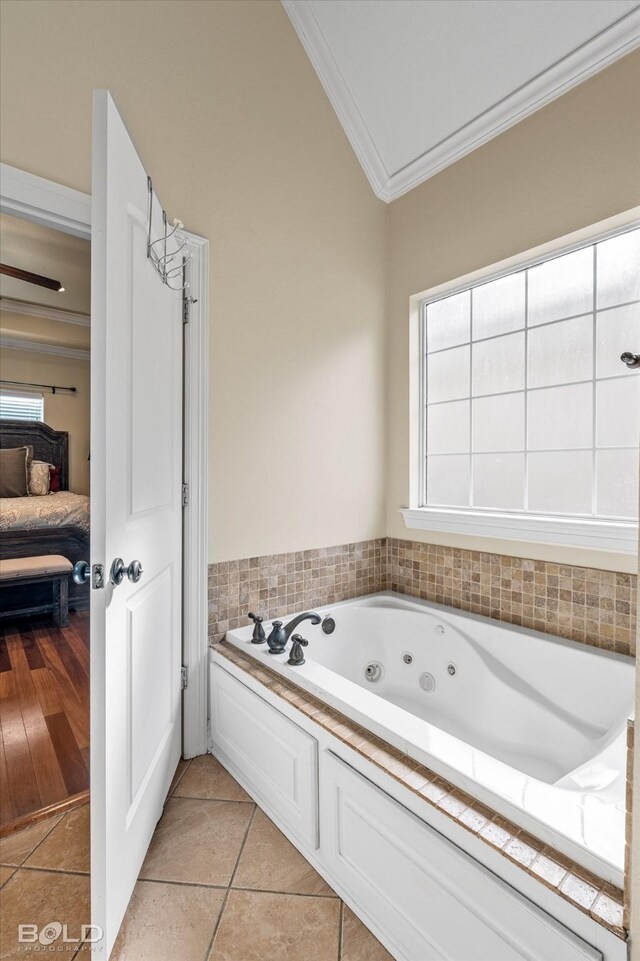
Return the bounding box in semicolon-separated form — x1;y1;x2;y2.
0;755;394;961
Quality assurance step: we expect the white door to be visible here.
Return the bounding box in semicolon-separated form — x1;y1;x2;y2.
90;90;183;957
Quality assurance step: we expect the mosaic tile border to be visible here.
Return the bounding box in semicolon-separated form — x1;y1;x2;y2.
387;539;636;658
208;538;637;657
208;540;386;644
214;640;626;940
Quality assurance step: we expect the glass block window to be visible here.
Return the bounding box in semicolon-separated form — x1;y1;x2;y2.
0;390;44;422
422;227;640;521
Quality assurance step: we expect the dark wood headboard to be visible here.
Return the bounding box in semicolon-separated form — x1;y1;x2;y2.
0;420;69;490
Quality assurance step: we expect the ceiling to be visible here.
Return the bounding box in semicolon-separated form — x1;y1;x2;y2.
0;213;90;315
0;213;90;351
283;0;640;201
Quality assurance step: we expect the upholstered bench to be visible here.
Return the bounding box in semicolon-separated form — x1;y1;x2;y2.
0;555;73;626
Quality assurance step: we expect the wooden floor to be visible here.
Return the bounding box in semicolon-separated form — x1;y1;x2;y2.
0;612;89;830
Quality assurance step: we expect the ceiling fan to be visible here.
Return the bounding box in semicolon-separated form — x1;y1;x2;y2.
0;263;65;292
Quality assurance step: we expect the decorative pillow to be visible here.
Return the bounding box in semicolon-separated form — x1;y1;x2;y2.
49;465;62;493
0;446;30;497
28;460;53;496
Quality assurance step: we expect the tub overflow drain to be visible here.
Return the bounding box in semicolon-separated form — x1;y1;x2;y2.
364;661;383;683
419;672;436;693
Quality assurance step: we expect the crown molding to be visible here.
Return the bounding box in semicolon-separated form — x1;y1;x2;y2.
283;2;640;203
0;297;90;327
0;163;91;239
0;335;89;361
282;0;389;196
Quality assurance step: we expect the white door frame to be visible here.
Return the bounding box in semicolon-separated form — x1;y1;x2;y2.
0;162;210;758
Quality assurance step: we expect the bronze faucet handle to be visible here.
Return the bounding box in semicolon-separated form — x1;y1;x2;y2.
248;612;266;644
288;634;309;666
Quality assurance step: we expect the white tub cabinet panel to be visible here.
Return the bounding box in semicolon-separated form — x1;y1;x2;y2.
320;751;601;961
210;665;319;848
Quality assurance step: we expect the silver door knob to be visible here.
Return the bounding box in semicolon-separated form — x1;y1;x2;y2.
621;352;640;369
110;557;144;586
72;560;91;585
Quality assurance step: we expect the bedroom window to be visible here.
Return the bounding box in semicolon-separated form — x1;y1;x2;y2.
404;224;640;553
0;390;44;422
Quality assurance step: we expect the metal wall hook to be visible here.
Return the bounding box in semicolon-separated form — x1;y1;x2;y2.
146;177;191;291
148;219;183;253
151;232;187;263
165;255;191;277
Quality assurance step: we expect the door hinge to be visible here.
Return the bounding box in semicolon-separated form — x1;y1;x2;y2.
182;295;198;325
181;483;189;507
181;665;188;690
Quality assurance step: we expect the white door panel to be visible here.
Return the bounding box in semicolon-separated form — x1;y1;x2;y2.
128;567;175;802
91;90;182;957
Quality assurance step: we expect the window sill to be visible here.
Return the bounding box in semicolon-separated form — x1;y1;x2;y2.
400;508;638;554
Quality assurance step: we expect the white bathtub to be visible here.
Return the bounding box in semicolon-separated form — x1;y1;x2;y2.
224;591;634;886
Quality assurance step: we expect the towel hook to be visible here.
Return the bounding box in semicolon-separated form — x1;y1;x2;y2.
146;177;191;291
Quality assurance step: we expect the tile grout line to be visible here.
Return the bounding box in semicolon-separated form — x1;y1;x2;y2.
338;900;344;961
1;808;70;869
203;802;257;961
6;864;90;878
172;793;254;804
137;875;340;899
232;885;339;900
138;876;230;892
169;757;193;796
0;866;16;888
228;803;258;890
71;937;87;960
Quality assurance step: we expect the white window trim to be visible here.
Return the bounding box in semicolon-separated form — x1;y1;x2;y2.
404;208;640;556
400;508;637;553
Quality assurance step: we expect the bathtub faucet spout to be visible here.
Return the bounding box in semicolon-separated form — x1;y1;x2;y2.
282;611;321;643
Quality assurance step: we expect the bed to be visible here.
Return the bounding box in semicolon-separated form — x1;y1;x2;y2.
0;420;90;613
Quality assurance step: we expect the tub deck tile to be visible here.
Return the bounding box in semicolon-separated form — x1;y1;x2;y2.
560;873;600;911
591;887;625;937
503;834;540;869
417;778;448;805
530;853;569;889
436;791;469;819
478;818;512;851
458;805;491;835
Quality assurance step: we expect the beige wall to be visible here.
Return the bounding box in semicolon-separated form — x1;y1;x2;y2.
387;51;640;575
0;0;388;562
